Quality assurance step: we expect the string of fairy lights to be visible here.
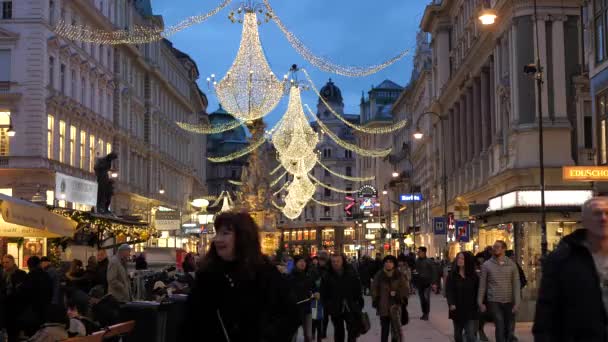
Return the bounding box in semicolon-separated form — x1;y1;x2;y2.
261;0;410;77
53;0;233;45
51;0;415;221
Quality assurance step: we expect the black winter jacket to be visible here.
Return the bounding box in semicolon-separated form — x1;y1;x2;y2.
533;229;608;342
415;257;436;288
288;269;315;316
321;265;364;316
446;272;479;322
180;259;299;341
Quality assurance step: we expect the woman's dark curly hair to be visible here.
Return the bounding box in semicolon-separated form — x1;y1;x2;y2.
199;211;265;276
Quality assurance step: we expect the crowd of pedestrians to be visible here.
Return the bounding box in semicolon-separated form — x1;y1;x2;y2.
4;196;608;341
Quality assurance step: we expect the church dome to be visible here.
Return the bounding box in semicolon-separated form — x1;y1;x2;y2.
208;105;247;142
319;78;343;104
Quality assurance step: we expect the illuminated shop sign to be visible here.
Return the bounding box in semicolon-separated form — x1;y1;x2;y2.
563;166;608;181
487;190;593;212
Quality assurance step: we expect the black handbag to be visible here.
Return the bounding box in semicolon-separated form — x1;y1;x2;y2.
400;303;409;326
359;311;371;335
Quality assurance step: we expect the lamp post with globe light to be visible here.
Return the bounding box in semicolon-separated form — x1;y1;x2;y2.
413;111;449;253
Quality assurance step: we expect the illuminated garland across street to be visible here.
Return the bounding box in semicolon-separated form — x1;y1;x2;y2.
228;180;243;186
309;174;357;194
53;0;232;45
305;106;392;158
263;0;410;77
176;119;244;134
272;182;289;196
270;164;283;175
311;197;343;207
270;171;288;187
213;12;286;121
317;160;375;182
302;69;408;134
207;135;266;163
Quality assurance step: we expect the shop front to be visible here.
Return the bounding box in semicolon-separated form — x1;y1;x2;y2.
0;193;77;268
476;189;591;321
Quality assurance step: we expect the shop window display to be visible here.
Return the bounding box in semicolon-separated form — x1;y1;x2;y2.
310;230;317;241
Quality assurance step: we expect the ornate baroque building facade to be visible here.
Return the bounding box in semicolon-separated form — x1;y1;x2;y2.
0;0;208;231
403;0;590;320
278;80;359;258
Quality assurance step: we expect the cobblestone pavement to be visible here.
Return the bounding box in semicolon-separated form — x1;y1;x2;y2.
296;292;534;342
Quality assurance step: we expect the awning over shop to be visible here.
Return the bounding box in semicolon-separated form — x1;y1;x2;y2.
0;194;77;238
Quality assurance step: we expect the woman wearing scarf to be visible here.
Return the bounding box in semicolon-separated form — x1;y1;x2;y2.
372;255;409;342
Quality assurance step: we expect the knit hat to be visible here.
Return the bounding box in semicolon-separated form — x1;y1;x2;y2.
117;244;132;252
293;255;305;264
382;255;398;265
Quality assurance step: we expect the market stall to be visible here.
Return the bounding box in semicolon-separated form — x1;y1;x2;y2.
0;193;77;268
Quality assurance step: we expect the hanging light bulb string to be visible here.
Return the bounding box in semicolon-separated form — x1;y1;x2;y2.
302;69;409;134
208;191;228;207
308;174;356;194
263;0;410;77
228;180;243;186
176;119;244;135
305;106;392;158
273;181;289;196
311;197;343;207
270;164;283;175
207;134;266;162
270;171;288;187
53;0;232;45
316;160;375;182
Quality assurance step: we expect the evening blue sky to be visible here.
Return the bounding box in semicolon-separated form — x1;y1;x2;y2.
150;0;429;126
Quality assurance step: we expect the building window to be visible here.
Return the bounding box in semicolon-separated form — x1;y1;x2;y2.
310;230;317;240
58;120;65;163
324;169;330;177
324;206;331;217
90;82;94;109
70;69;76;98
303;230;309;240
596;0;608;63
47;115;54;159
49;0;55;25
89;134;95;171
0;49;10;81
322;228;334;240
60;64;65;93
69;125;76;166
323;148;332;158
106;142;112;154
344;150;352;159
48;56;54;88
81;77;86;104
346;166;352;176
324;187;331;198
283;231;290;241
80;130;86;169
602;119;607;164
297;231;302;240
291;231;296;241
0;112;10;156
1;1;12;19
585;101;593;149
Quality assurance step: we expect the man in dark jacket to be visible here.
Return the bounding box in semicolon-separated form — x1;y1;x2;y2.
22;256;53;336
415;247;436;320
533;197;608;342
96;249;109;292
2;254;27;342
41;256;61;305
288;255;314;342
321;254;364;342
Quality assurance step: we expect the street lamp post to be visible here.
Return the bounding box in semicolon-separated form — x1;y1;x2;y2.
479;0;547;256
413;111;449;254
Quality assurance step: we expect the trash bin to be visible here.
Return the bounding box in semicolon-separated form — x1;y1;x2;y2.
120;301;168;342
165;294;188;342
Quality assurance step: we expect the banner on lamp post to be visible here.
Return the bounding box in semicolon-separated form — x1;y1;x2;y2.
433;217;446;235
455;220;470;242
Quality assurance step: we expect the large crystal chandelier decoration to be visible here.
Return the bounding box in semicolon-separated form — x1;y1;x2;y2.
272;84;319;176
208;3;285;122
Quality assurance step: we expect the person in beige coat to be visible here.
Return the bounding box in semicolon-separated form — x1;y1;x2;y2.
107;244;132;303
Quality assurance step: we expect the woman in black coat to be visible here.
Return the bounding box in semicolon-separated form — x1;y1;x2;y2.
446;252;479;342
180;212;300;341
288;255;314;342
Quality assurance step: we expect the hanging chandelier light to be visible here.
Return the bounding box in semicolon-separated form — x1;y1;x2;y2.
272;85;318;154
209;11;286;122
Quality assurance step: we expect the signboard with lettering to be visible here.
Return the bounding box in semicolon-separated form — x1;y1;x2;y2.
563;166;608;182
155;211;180;231
455;220;470;242
357;185;378;198
433;217;446;235
400;193;423;202
55;172;98;206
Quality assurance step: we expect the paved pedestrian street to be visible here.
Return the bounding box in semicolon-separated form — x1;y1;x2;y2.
296;293;534;342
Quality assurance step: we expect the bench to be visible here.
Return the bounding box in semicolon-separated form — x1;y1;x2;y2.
65;320;136;342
